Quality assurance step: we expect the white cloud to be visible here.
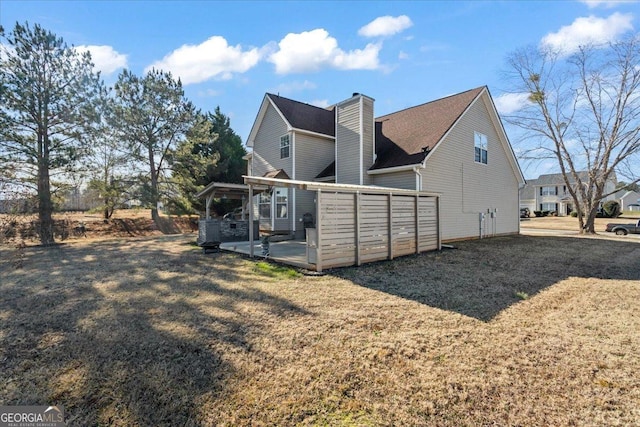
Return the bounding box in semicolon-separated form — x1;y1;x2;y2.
274;80;317;95
146;36;262;84
580;0;638;8
269;29;381;74
398;51;409;60
74;45;127;75
358;15;413;38
541;12;634;55
309;99;330;108
495;92;531;115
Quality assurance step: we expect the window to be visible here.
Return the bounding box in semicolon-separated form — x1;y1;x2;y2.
540;203;557;212
280;134;290;159
540;186;557;196
259;192;271;219
275;187;288;219
474;132;487;164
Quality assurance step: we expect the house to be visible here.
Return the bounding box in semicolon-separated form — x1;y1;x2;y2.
245;86;525;242
519;172;617;216
615;189;640;211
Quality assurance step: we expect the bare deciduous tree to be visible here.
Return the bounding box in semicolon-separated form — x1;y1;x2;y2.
504;35;640;233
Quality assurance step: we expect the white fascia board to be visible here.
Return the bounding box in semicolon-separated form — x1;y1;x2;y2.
419;90;485;167
367;163;420;175
246;94;292;147
481;88;526;185
244;175;441;197
292;127;335;140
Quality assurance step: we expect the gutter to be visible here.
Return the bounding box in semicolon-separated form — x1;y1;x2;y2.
367;163;420;175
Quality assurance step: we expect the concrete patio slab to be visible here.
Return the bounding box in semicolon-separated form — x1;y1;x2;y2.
220;240;314;269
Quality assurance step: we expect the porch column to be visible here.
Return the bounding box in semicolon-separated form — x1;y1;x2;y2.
249;185;254;258
205;192;214;219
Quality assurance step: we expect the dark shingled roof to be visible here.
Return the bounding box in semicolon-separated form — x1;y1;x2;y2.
315;161;335;179
371;87;485;170
267;94;335;137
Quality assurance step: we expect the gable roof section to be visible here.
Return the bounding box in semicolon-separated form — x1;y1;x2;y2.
535;171;589;186
263;169;290;179
371;87;484;170
315;161;335;180
519;179;538;200
247;94;335;147
267;94;335;137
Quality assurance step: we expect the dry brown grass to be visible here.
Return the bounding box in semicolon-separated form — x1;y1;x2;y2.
1;234;639;426
520;214;638;231
0;209;197;244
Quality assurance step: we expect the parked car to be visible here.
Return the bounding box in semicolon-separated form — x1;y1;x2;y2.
605;219;640;235
520;208;530;218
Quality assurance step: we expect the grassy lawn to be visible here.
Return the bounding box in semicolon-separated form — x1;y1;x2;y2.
520;215;639;231
1;234;639;426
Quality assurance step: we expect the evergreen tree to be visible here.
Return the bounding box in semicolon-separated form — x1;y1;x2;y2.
0;22;104;244
170;108;246;215
110;69;194;223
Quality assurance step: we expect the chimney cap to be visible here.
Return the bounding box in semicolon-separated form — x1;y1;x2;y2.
352;92;360;97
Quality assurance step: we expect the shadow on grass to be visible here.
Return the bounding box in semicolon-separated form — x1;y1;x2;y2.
0;235;308;425
333;235;640;322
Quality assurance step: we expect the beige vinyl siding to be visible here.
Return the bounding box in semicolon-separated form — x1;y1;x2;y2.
421;94;520;241
362;97;374;185
294;132;335;238
372;170;416;190
336;97;362;185
251;102;293;232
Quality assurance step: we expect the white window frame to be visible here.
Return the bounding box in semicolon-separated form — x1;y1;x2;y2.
258;192;271;219
275;187;288;219
280;134;290;159
474;132;488;164
541;186;557;196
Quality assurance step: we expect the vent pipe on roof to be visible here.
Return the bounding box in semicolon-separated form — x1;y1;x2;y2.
352;92;360;97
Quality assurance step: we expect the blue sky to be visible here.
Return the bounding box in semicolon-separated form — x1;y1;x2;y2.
1;0;638;179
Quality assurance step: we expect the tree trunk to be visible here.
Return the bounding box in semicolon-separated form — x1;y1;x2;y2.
581;207;598;234
148;145;160;225
38;154;55;245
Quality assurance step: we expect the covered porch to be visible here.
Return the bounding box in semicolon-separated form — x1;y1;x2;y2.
243;176;441;272
196;177;441;272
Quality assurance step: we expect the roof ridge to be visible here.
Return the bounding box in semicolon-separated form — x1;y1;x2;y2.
266;93;332;112
375;86;485;120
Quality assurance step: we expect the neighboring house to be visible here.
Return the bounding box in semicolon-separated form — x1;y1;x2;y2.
615;190;640;211
519;172;617;216
246;86;525;242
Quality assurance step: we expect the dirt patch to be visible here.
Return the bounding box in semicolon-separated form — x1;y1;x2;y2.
0;209;198;245
0;235;638;426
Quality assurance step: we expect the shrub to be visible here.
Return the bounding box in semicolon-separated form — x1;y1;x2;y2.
533;210;543;217
602;200;621;218
570;211;578;217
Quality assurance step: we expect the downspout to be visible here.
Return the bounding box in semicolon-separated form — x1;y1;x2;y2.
292;132;296;235
359;96;364;185
414;166;423;191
